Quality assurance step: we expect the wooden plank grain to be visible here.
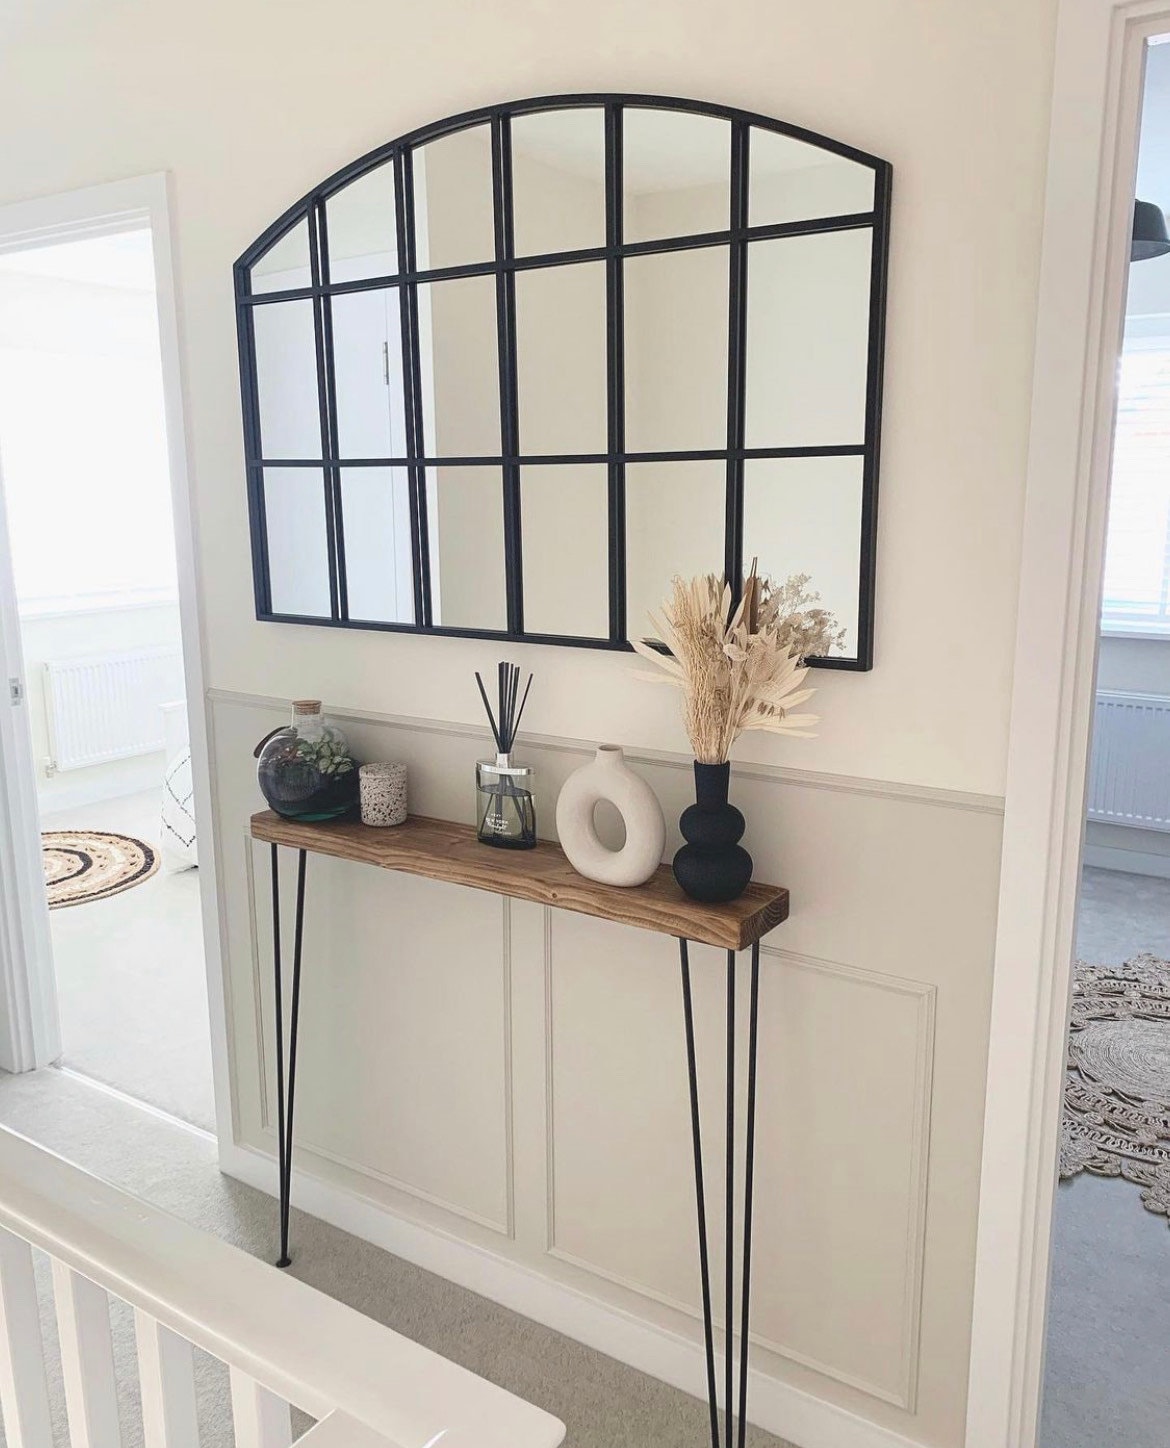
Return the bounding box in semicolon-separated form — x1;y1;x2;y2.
250;811;788;950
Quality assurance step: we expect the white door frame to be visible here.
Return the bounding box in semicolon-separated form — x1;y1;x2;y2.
0;175;235;1143
0;452;58;1071
966;2;1170;1444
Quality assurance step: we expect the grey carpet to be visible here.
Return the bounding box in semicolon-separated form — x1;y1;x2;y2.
41;790;216;1132
1039;865;1170;1448
0;1068;790;1448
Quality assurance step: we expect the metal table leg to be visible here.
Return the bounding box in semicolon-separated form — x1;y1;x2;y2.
269;843;307;1268
680;937;762;1448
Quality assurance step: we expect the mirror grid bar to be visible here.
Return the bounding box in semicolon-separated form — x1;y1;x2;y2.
493;114;525;636
605;102;627;643
856;162;893;672
723;122;750;604
315;198;349;622
395;150;430;628
237;209;879;307
307;205;341;621
247;445;869;469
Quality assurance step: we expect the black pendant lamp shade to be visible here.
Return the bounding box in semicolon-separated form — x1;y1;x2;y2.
1132;199;1170;261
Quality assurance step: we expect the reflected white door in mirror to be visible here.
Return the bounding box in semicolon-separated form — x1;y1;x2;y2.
555;745;666;886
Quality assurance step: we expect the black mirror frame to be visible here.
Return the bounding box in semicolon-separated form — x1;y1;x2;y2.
234;93;892;669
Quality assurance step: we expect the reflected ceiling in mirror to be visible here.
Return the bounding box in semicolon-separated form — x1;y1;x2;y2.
512;108;607;256
325;163;399;283
236;95;890;668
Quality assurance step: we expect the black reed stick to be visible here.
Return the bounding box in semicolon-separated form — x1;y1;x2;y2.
475;662;533;755
475;671;503;752
512;672;534;742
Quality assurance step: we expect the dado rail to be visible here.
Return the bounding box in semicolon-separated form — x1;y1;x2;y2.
0;1126;564;1448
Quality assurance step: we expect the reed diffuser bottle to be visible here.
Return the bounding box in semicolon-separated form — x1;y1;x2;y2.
475;663;536;849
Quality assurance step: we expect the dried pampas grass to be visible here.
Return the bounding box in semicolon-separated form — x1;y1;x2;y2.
632;572;839;764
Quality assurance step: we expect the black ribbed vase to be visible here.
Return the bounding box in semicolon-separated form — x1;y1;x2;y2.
672;761;753;904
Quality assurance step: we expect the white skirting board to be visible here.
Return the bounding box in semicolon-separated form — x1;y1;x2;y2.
220;1141;924;1448
1082;842;1170;879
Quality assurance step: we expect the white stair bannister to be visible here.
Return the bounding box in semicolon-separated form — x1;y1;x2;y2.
135;1309;200;1448
52;1259;123;1448
0;1226;53;1448
230;1366;293;1448
0;1125;565;1448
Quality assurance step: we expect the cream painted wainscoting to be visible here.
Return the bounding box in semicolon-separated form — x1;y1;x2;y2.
209;690;1002;1448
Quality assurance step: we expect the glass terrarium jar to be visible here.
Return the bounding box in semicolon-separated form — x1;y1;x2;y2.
476;755;536;849
255;700;359;821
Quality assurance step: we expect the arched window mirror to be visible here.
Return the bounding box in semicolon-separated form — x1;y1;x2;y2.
234;95;891;668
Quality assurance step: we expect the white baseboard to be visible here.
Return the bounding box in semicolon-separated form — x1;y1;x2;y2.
37;756;164;817
220;1141;924;1448
1083;842;1170;878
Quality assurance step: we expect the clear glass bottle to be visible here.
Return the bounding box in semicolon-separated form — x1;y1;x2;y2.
476;754;536;849
255;700;359;821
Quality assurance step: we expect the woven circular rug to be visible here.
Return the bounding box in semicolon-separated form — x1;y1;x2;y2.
42;830;159;909
1061;954;1170;1223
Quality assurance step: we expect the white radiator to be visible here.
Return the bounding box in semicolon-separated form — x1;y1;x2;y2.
1088;689;1170;831
42;646;185;773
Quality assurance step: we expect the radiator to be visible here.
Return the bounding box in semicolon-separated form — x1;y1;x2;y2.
1088;690;1170;831
42;647;185;774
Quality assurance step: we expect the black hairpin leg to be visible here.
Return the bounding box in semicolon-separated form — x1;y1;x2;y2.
270;844;307;1268
680;937;762;1448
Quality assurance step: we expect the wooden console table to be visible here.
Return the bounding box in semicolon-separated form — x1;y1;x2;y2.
250;808;790;1448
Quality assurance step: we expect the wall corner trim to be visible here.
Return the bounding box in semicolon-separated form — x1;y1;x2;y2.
207;688;1005;816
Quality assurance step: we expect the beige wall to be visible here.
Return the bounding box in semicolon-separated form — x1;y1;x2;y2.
0;1;1060;1444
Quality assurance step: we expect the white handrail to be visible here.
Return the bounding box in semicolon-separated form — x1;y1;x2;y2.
0;1126;565;1448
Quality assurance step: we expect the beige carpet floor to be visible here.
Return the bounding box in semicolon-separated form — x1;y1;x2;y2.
0;1067;790;1448
40;789;215;1132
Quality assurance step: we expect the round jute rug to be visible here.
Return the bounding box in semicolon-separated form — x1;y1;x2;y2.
1061;954;1170;1224
42;830;159;910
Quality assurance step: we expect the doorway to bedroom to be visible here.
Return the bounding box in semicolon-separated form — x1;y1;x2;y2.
0;223;213;1132
1038;33;1170;1448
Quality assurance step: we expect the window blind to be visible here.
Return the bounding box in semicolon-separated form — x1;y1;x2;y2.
1102;342;1170;632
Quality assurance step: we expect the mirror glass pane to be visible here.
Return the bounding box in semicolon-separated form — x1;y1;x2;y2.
427;467;506;629
512;109;606;256
326;163;399;283
626;460;726;636
742;456;861;658
340;467;414;623
264;468;331;616
623;109;731;243
250;218;312;294
744;229;871;449
413;125;495;271
521;465;608;636
516;262;607;455
748;127;874;228
625;245;728;453
331;289;408;458
252;301;322;459
418;273;500;457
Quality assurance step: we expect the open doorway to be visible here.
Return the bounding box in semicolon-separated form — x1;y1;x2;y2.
0;220;213;1131
1037;33;1170;1448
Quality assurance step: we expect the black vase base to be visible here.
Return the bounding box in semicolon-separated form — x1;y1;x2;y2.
673;843;753;903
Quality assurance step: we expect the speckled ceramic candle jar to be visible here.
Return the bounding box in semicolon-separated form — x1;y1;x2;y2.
359;762;408;827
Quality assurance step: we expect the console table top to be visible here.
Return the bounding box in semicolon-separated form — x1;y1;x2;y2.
250;810;789;950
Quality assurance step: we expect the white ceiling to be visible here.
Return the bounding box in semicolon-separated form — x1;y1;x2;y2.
1137;38;1170;206
0;228;155;291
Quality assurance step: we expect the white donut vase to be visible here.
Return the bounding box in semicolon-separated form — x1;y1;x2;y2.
555;744;666;887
